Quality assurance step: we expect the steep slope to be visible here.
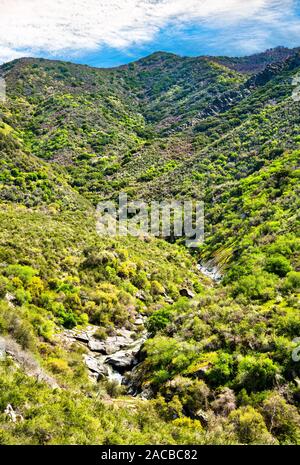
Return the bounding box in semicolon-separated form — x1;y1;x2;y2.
108;52;300;203
213;46;298;74
1;54;245;202
2;50;296;205
0;48;300;445
0;125;90;210
119;52;246;133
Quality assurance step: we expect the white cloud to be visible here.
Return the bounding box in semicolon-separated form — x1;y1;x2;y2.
0;0;298;63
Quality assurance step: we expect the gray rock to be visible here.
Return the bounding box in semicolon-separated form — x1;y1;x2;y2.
105;343;120;355
135;291;146;301
88;340;106;353
104;333;133;354
5;292;15;303
195;409;209;426
84;355;109;378
4;404;24;423
75;332;90;343
106;336;146;371
0;337;6;360
84;355;100;372
89;371;100;382
106;351;135;370
197;262;222;282
179;288;195;299
140;387;154;400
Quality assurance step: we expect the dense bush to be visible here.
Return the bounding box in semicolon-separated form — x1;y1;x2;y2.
0;51;299;445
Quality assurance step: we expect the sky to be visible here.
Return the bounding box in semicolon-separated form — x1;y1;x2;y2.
1;0;300;67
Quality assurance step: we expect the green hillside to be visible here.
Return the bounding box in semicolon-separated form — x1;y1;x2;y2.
0;48;299;445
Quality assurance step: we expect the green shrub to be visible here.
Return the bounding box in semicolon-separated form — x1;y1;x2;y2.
265;254;292;277
146;307;172;335
235;355;280;392
229;406;275;444
261;394;300;444
282;271;300;293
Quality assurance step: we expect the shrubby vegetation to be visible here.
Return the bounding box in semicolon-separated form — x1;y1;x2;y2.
0;49;299;444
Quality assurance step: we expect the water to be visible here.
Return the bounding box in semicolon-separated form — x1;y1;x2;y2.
106;365;124;384
197;262;222;282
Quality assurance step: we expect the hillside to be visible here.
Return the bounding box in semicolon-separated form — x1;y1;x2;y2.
0;48;299;445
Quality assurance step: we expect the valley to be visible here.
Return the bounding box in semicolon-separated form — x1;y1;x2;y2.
0;46;299;445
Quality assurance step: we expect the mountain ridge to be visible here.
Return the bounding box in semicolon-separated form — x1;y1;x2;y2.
0;45;299;445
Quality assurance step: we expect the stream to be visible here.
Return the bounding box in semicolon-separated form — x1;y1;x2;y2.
62;263;221;388
197;261;222;283
62;317;148;386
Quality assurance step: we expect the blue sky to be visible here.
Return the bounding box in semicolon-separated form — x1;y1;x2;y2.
1;1;300;67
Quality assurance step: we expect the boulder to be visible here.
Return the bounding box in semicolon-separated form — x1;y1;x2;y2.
84;355;108;378
136;291;146;301
180;288;195;299
105;332;133;354
105;343;121;355
88;340;106;353
140;387;154;400
106;351;136;371
4;293;16;307
4;404;24;423
74;332;90;343
195;409;209;426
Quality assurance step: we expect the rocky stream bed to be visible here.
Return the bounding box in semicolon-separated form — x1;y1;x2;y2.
61;268;221;393
62;315;148;387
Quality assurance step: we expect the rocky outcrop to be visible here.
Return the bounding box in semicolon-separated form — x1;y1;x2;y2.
179;288;195;299
87;340;106;353
83;355;109;378
198;88;251;119
106;351;136;371
62;316;148;385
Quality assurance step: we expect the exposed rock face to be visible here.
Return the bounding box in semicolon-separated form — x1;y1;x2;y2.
74;332;90;343
106;338;146;372
87;340;106;353
198;88;250;119
246;62;287;88
135;291;146;301
63;318;148;385
83;355;109;378
106;351;136;371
